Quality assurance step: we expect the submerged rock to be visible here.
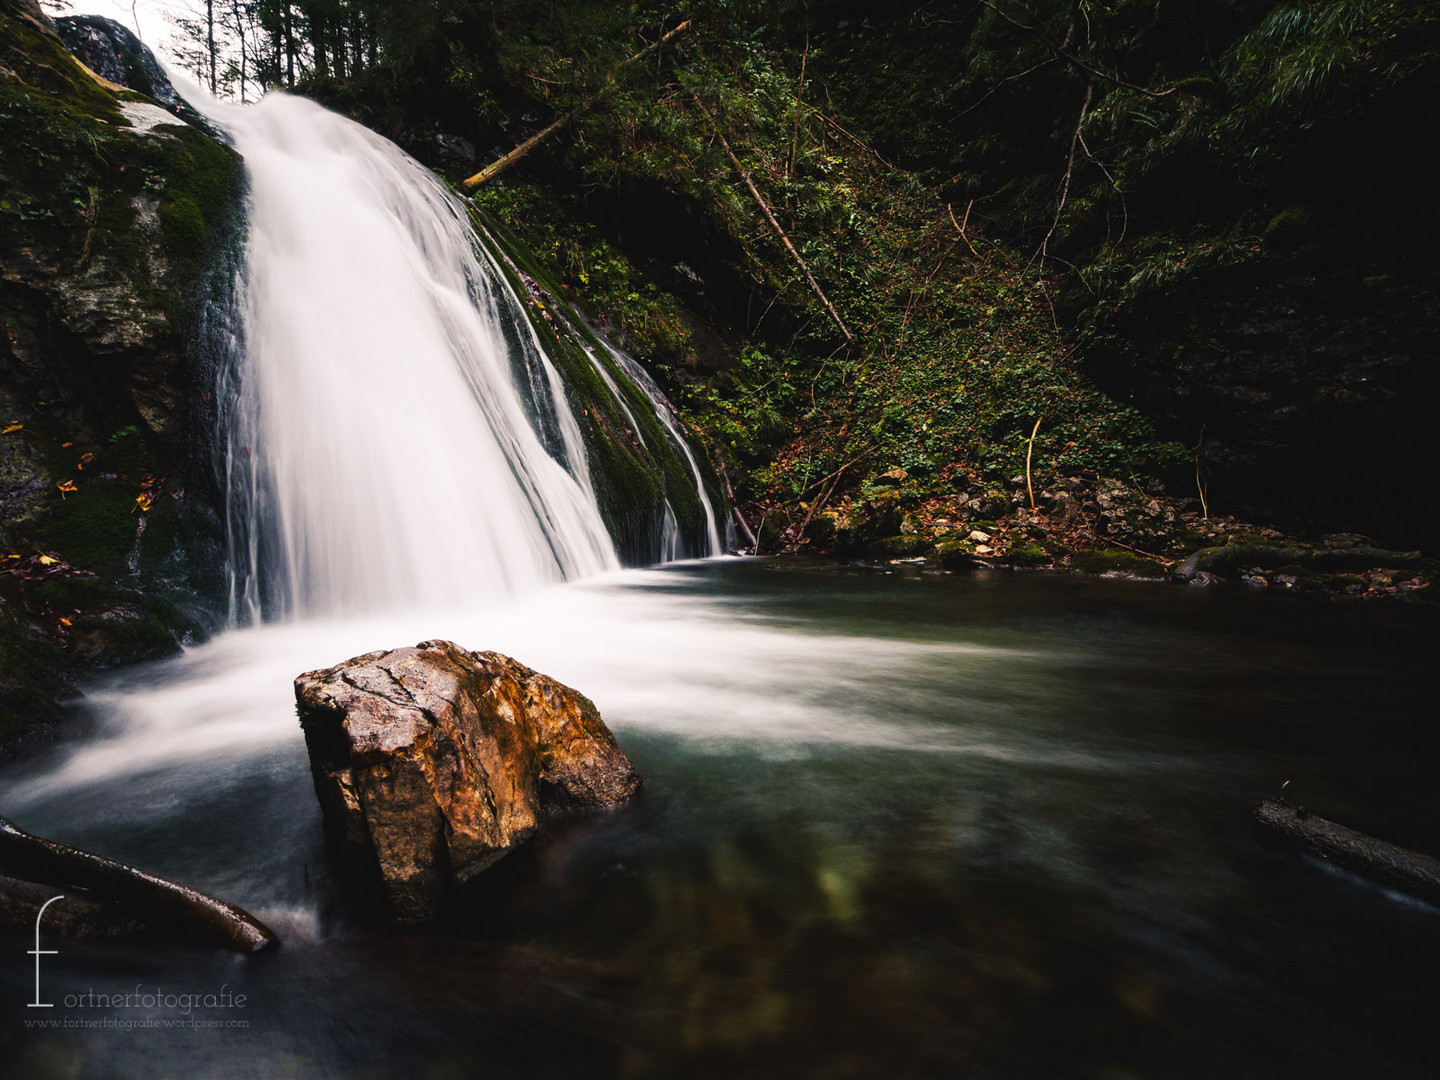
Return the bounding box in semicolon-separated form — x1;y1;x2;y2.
295;641;641;923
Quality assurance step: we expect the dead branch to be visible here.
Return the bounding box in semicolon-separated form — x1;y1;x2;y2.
978;0;1174;98
462;20;692;190
1255;798;1440;907
1025;416;1042;509
1035;83;1093;267
948;200;980;257
696;95;853;342
719;464;759;549
0;813;277;953
789;462;853;552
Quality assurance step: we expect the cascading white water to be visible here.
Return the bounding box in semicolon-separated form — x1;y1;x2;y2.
207;93;624;620
595;339;723;557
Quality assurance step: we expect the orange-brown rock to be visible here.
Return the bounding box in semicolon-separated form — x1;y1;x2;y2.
294;640;640;922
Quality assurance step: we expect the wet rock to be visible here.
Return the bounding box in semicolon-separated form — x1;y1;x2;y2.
1173;542;1423;581
872;467;908;488
1;7;243;751
966;491;1007;518
803;510;838;545
1092;480;1180;548
1070;549;1168;579
932;537;979;568
55;16;217;134
867;535;930;559
833;494;904;553
1321;532;1374;549
295;641;641;923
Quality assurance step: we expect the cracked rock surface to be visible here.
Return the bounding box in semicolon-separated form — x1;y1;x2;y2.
295;639;641;922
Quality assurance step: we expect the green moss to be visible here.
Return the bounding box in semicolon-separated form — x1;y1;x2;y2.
30;577;194;665
1006;544;1053;567
158;195;206;260
1274;563;1325;588
1263;206;1311;248
0;600;71;754
154;128;246;292
866;535;931;559
0;17;126;124
469;205;721;559
1071;549;1168;578
933;539;979;567
22;424;160;575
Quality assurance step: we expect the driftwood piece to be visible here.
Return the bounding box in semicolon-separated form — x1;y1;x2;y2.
0;814;278;952
1253;799;1440;907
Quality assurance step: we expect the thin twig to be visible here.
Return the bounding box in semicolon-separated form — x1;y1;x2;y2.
787;32;809;178
978;0;1174;98
948;200;981;257
1025;416;1042;509
1034;83;1093;267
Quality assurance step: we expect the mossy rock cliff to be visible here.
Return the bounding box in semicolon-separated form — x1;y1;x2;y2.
1;3;245;751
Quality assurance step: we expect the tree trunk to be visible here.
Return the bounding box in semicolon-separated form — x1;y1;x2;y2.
206;0;217;94
284;2;295;87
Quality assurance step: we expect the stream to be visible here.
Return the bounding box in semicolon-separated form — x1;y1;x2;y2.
3;561;1437;1078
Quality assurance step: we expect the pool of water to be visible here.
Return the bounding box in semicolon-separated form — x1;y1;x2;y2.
3;560;1437;1078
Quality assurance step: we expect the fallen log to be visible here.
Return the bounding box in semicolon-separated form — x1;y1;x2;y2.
1253;799;1440;907
0;814;278;952
461;20;692;191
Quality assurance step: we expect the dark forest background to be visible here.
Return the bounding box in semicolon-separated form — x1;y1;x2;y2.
137;1;1440;551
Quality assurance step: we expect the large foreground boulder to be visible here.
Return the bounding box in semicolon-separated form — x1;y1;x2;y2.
295;640;641;922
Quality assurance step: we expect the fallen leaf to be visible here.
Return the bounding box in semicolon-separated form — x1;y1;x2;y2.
134;493;153;512
77;452;95;469
2;421;22;434
59;617;72;627
55;479;78;498
37;554;57;566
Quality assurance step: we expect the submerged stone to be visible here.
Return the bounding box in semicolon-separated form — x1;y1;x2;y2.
295;640;641;923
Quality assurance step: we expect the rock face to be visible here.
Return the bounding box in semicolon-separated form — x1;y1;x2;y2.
55;16;223;137
295;641;641;922
2;7;244;750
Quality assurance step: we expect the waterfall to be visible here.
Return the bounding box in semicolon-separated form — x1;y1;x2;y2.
199;92;717;621
588;339;723;558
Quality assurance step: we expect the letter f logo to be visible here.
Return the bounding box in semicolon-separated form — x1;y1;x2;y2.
28;895;63;1008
